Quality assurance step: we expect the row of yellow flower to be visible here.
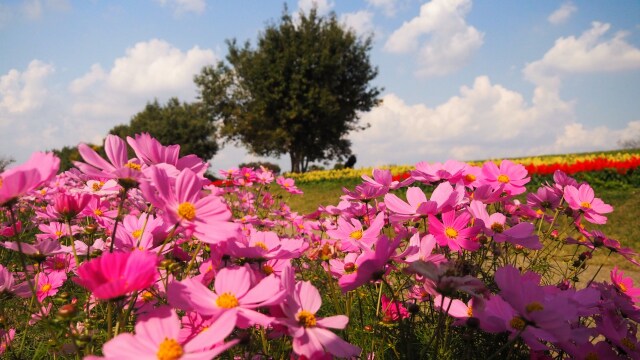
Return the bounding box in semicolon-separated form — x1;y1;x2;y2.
285;150;640;183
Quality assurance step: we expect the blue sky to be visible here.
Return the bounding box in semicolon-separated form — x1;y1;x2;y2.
1;0;639;172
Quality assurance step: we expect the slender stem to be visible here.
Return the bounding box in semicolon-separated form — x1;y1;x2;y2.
107;301;113;340
67;220;80;266
184;242;203;276
109;189;129;253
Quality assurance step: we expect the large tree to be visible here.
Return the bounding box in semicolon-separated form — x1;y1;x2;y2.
109;97;219;161
195;8;381;172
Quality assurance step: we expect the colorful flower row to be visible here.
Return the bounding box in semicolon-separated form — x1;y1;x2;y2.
286;151;640;183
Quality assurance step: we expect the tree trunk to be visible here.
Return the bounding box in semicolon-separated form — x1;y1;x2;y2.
290;152;300;173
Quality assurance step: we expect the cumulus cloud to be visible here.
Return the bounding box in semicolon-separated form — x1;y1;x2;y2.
0;60;54;117
547;2;576;25
155;0;206;15
350;76;596;166
384;0;483;77
366;0;398;17
524;22;640;88
340;10;375;36
297;0;334;16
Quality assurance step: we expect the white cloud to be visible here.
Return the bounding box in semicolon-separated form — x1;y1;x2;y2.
384;0;483;77
155;0;205;15
547;2;576;25
340;10;375;36
524;22;640;88
297;0;334;16
350;76;586;165
366;0;398;17
0;60;54;117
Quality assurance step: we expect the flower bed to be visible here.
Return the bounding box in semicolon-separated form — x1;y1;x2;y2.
0;134;639;359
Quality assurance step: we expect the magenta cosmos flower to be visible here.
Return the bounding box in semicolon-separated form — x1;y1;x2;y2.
74;250;158;300
384;182;458;222
141;166;241;245
428;210;480;252
481;160;530;195
91;306;238;360
564;183;613;224
74;134;144;182
279;280;361;359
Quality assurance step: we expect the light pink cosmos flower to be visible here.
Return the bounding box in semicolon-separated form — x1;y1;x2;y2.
0;152;59;205
411;160;466;184
338;235;401;293
276;176;303;195
127;132;208;178
279;280;361;359
428;210;480;252
74;135;144;182
564;183;613;224
481;160;530;195
0;329;15;356
91;306;238;360
168;265;286;328
74;250;159;300
403;234;447;265
326;212;385;252
384;182;458;222
362;168;413;189
35;271;66;302
140;166;241;245
0;264;15;294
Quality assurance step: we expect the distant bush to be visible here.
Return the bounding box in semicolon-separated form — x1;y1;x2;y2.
238;161;281;174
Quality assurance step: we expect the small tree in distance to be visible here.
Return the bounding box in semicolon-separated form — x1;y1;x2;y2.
196;7;381;172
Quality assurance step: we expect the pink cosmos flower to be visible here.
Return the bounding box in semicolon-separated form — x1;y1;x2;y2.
380;294;410;323
35;271;66;302
168;265;286;328
74;135;144;182
276;176;303;195
403;234;447;264
564;183;613;224
433;295;479;325
279;280;361;358
338;235;400;293
611;266;640;303
140;166;241;245
469;200;541;249
0;329;15;356
384;182;458;222
428;210;480;252
0;264;15;294
326;212;385;252
93;306;238;360
51;191;93;220
74;250;159;300
127;132;208;177
0;152;59;205
341;183;387;201
481;160;530;195
362;168;412;189
411;160;466;184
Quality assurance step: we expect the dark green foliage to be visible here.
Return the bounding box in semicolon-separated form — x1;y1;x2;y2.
52;145;82;172
195;7;381;173
238;161;281;174
110;97;219;161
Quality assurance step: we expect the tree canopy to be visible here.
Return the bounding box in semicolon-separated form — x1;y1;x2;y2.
195;8;381;172
109;97;219;161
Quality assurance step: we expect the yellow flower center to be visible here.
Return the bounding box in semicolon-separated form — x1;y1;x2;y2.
467;306;473;317
93;209;103;216
141;291;154;302
216;292;239;309
525;302;544;313
444;227;458;239
262;264;274;275
55;231;63;237
297;310;317;328
580;201;591;209
497;174;510;183
132;229;142;239
92;181;104;191
156;338;183;360
618;282;628;293
254;241;268;251
125;162;142;171
491;223;504;233
41;283;52;293
0;177;3;188
350;229;363;240
464;174;476;182
509;316;526;330
177;202;196;221
622;337;636;350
